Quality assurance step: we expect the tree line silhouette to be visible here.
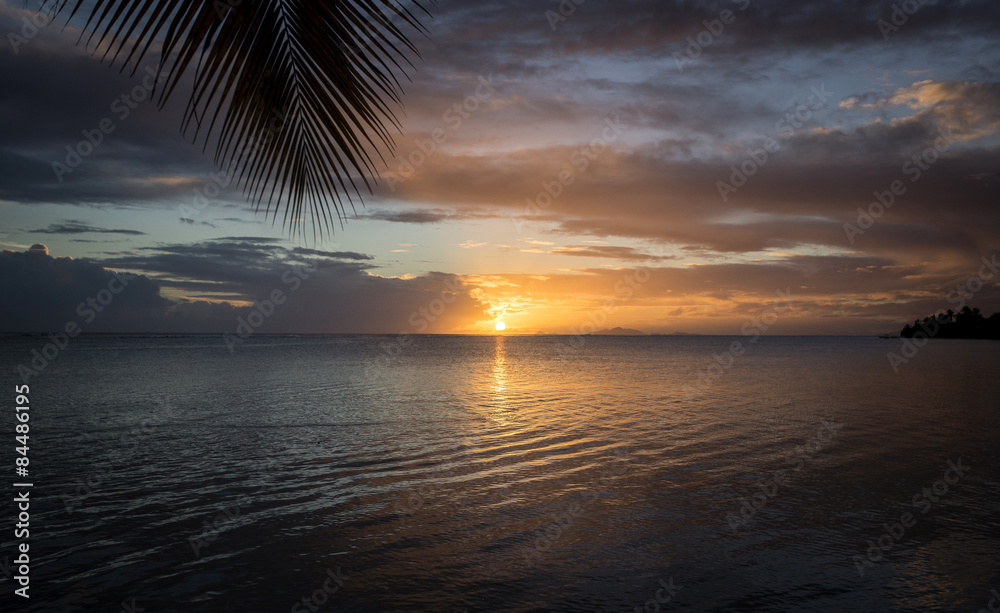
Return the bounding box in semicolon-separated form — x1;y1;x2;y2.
900;306;1000;340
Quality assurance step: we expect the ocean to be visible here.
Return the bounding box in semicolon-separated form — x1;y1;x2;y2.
2;335;998;612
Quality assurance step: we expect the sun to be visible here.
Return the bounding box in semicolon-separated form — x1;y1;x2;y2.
495;321;506;331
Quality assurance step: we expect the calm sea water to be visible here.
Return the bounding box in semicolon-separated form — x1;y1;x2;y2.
1;335;998;612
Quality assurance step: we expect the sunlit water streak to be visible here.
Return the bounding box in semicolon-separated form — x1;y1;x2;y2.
1;335;998;612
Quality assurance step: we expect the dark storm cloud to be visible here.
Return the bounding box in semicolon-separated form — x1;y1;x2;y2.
469;0;1000;57
4;0;997;213
96;239;489;334
0;241;490;333
0;6;235;207
0;248;172;333
0;148;190;206
397;0;1000;97
93;239;382;306
98;238;316;293
2;0;996;189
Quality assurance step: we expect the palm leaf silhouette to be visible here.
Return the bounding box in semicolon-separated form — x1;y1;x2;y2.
52;0;431;239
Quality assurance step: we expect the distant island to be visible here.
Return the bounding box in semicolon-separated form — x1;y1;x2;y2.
900;307;1000;340
592;327;647;336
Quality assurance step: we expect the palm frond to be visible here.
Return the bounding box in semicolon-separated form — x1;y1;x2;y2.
54;0;431;240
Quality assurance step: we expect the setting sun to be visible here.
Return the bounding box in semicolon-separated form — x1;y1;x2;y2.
494;321;506;331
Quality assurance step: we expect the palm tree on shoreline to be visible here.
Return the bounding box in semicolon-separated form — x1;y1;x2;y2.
52;0;431;240
900;306;999;339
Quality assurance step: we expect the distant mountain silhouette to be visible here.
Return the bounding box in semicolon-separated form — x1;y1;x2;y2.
900;306;1000;340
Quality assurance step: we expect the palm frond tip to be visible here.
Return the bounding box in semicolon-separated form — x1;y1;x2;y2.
54;0;432;239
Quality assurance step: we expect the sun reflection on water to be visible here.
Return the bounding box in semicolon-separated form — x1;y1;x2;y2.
487;335;514;426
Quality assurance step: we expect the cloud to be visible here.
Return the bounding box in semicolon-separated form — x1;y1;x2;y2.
0;242;491;334
290;247;373;261
213;236;285;243
816;81;1000;155
887;80;988;110
355;209;451;224
0;248;173;333
31;220;147;235
354;208;498;224
373;129;999;263
550;245;675;261
6;238;993;336
2;0;1000;336
180;217;218;228
214;217;263;224
470;254;1000;335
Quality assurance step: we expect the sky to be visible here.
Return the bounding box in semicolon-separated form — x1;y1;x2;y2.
2;0;999;335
